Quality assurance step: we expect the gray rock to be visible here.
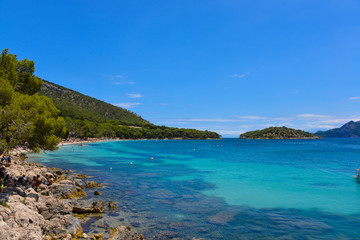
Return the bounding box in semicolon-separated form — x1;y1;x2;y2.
109;225;144;240
43;214;82;238
8;203;45;228
72;200;105;214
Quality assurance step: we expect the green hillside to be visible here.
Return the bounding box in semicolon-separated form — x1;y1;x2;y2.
240;126;322;139
39;80;148;125
39;80;220;139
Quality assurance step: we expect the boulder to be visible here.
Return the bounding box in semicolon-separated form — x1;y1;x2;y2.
108;201;117;209
72;200;105;214
94;190;102;196
91;233;105;240
43;214;82;239
48;181;86;199
109;226;145;240
85;181;103;188
8;203;45;229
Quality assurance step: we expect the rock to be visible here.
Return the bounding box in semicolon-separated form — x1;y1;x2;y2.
85;181;103;188
91;233;105;240
8;203;45;229
108;201;117;209
77;174;90;179
36;196;70;220
72;200;105;214
94;190;102;196
43;214;82;239
109;226;145;240
48;181;86;199
0;206;12;222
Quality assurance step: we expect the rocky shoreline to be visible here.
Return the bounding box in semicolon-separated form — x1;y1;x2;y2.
0;154;144;240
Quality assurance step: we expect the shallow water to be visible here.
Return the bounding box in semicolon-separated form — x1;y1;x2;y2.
29;139;360;239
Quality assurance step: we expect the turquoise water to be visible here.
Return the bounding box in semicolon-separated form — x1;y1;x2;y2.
29;139;360;239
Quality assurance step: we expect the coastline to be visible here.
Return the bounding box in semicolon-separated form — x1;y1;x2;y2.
0;152;144;239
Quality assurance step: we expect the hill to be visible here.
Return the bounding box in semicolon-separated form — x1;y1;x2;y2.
239;126;322;139
39;80;148;125
315;121;360;138
39;80;220;139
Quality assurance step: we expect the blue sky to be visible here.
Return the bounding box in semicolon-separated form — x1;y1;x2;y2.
1;0;360;137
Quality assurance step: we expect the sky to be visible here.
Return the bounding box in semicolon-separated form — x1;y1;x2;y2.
1;0;360;137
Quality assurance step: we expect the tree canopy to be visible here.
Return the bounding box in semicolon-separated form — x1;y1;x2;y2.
0;49;66;153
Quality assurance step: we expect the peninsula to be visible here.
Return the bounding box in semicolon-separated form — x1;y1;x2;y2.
239;126;322;139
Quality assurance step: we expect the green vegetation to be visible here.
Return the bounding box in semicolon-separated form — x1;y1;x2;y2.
0;49;219;145
38;70;220;140
239;126;322;139
0;49;66;154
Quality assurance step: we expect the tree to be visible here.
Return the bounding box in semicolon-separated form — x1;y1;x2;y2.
0;49;66;153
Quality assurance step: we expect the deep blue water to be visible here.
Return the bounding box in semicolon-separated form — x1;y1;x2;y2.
29;139;360;239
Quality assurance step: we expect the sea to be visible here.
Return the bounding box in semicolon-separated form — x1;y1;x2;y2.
28;138;360;239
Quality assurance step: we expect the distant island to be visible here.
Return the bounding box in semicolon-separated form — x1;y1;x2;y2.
239;126;322;139
315;121;360;138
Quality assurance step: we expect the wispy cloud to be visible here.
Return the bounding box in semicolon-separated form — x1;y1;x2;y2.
231;72;250;78
296;114;330;119
126;93;143;98
349;96;360;102
109;75;135;85
237;115;267;120
113;102;141;109
110;75;124;80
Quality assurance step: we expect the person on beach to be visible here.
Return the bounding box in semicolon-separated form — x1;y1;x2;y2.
18;175;25;185
31;176;37;188
47;175;54;186
24;179;30;189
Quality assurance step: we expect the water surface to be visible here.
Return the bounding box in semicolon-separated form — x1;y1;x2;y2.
29;139;360;239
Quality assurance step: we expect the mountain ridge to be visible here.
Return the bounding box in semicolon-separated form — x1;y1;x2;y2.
315;121;360;138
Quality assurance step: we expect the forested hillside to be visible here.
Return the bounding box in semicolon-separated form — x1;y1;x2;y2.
39;78;220;139
39;80;148;125
240;126;322;139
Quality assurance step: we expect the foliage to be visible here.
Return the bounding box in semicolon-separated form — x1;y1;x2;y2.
39;80;148;125
239;126;321;139
0;49;66;154
40;81;221;139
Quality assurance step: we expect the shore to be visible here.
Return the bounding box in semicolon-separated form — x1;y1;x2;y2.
0;153;144;240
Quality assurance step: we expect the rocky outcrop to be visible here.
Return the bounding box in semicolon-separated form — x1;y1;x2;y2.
1;154;146;240
0;156;84;239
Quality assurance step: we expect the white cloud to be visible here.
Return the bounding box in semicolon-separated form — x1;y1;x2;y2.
109;75;135;85
113;102;141;109
126;93;143;98
349;96;360;101
296;114;330;119
237;115;267;120
187;118;244;123
231;72;249;78
110;75;124;80
111;81;136;85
